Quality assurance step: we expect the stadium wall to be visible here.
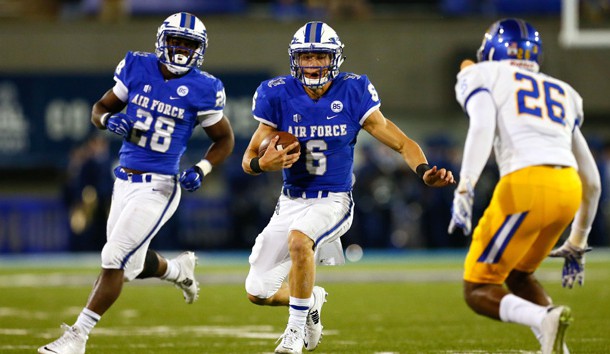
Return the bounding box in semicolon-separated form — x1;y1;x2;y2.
1;17;609;118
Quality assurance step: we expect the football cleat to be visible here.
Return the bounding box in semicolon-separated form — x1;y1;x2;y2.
304;286;327;351
38;324;87;354
541;306;573;354
275;325;305;354
173;251;200;304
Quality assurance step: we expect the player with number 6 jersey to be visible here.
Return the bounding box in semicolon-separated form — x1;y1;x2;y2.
252;70;379;192
242;21;454;354
448;18;601;354
39;12;234;354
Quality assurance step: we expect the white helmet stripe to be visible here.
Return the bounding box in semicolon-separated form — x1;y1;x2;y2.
516;19;528;39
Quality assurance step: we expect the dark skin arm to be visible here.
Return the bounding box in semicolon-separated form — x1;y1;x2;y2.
91;89;127;129
201;116;235;166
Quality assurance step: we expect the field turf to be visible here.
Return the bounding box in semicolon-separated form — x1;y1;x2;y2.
1;249;609;353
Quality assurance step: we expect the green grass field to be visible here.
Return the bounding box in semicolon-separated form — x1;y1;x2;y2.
1;250;609;353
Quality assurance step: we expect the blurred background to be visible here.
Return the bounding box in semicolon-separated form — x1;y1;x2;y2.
0;0;608;256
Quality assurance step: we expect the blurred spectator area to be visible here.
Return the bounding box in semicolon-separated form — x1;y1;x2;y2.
0;0;565;21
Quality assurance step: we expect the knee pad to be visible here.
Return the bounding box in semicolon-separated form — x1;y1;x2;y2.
136;250;160;279
245;273;267;299
101;242;147;282
101;242;126;270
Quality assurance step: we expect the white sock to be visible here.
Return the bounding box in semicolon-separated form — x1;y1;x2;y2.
287;296;310;330
499;294;547;328
161;258;180;282
74;308;100;336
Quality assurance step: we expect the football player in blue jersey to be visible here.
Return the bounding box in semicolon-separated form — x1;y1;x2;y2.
241;21;455;354
39;12;234;354
448;19;600;354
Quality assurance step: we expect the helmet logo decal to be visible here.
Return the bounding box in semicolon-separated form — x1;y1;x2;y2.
177;85;189;97
507;43;518;56
330;100;343;113
267;78;286;87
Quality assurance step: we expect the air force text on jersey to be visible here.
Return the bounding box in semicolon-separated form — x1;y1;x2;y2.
289;124;348;138
131;94;185;120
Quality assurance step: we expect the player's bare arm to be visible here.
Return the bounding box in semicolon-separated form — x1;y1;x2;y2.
202;116;235;166
242;123;300;175
362;109;455;187
91;89;126;129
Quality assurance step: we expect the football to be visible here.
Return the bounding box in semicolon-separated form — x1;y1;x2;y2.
258;131;301;158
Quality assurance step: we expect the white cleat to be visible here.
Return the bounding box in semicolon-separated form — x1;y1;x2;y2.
541;306;573;354
38;324;87;354
275;325;305;354
173;251;199;304
304;286;327;351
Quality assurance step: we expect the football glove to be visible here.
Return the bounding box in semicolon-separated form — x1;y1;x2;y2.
104;113;134;138
179;166;203;192
448;180;474;235
549;241;592;288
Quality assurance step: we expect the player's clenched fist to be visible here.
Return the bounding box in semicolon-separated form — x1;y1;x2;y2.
179;166;203;192
102;112;134;138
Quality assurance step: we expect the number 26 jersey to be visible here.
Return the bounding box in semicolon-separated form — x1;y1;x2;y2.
455;61;582;177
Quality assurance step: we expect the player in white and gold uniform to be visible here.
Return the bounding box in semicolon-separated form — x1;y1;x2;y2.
448;19;601;354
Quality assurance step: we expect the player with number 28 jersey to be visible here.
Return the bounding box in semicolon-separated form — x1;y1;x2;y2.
38;12;235;354
253;71;379;192
115;51;226;175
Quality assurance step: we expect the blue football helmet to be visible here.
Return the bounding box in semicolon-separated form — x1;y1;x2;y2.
289;21;345;88
156;12;207;75
477;18;542;65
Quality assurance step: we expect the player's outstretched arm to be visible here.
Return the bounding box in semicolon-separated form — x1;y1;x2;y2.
362;109;455;187
547;127;602;287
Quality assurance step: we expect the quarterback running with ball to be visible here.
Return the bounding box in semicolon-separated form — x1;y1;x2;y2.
39;12;234;354
242;21;455;354
448;18;601;354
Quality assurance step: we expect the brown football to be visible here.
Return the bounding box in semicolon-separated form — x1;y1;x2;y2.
258;131;301;158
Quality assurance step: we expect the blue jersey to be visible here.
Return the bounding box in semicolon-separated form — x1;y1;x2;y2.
252;73;380;192
114;51;225;175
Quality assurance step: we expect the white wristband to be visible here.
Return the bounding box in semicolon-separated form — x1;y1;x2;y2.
195;159;213;176
100;112;111;128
